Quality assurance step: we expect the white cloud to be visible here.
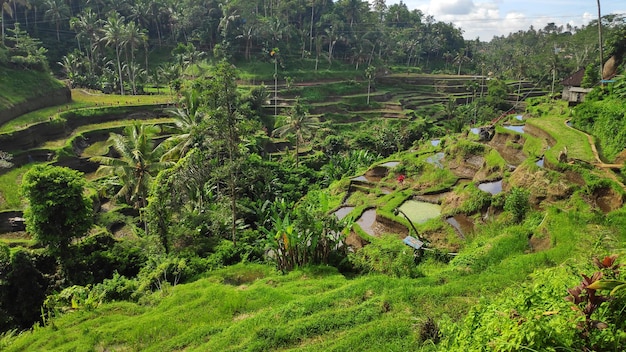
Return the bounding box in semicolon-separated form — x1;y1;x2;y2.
387;0;625;40
431;0;476;16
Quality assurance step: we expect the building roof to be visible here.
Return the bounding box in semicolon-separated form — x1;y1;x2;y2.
561;68;585;87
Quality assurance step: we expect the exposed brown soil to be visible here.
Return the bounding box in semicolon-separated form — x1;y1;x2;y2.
528;232;551;252
488;133;527;166
507;164;575;206
593;187;624;213
346;231;369;250
421;229;462;252
448;155;485;179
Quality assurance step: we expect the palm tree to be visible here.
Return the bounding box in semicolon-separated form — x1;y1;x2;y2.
597;0;604;79
101;12;126;95
43;0;69;41
122;21;147;94
69;8;101;74
454;48;470;75
91;123;172;209
273;99;320;167
1;0;13;45
365;65;376;105
161;89;205;161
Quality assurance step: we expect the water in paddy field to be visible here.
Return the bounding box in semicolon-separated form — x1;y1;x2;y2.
380;161;400;168
431;139;441;147
446;214;474;238
426;152;445;169
398;200;441;224
470;127;480;135
351;175;369;182
356;209;377;236
478;180;503;195
536;157;545;168
515;115;523;121
503;125;525;134
333;206;355;220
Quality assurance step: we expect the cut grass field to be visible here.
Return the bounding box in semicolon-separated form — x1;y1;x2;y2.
525;103;595;164
5;203;625;351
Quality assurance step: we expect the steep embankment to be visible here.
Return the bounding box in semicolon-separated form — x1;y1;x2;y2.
0;66;71;125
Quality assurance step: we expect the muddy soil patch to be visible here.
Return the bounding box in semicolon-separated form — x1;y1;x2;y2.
448;154;484;179
489;132;527;166
593;187;623;213
508;165;575;206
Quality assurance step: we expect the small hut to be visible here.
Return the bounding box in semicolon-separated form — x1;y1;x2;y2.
561;68;592;104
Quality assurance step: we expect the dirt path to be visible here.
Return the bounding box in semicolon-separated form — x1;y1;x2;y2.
565;119;624;169
564;119;626;190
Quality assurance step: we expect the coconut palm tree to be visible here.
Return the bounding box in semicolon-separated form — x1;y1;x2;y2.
161;89;205;161
1;0;13;45
69;8;101;74
101;12;126;95
43;0;69;41
91;123;172;209
122;20;147;94
273;99;320;167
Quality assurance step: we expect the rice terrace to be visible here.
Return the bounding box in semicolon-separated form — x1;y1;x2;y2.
1;1;626;351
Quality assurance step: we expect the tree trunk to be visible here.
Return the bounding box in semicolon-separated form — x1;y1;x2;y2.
116;45;125;95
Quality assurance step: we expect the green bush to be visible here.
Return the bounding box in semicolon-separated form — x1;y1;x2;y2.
459;184;492;214
91;272;138;303
504;187;531;223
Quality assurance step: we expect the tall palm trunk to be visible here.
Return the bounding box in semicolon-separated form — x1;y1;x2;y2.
115;45;124;95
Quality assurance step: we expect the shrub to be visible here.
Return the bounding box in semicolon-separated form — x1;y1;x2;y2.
459;184;491;214
91;272;138;303
348;235;424;278
504;187;531;223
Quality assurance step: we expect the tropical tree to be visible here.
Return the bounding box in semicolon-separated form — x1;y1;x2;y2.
365;65;376;105
122;20;147;94
90;123;172;209
69;8;102;75
1;0;13;45
21;165;93;261
161;89;206;161
199;61;245;245
454;48;470;75
273;99;320;167
43;0;69;41
101;12;126;95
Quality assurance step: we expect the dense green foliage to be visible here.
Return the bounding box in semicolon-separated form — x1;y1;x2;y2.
21;165;93;260
573;75;626;161
0;1;626;350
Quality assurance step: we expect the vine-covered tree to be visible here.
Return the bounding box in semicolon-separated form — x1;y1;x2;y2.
21;165;93;261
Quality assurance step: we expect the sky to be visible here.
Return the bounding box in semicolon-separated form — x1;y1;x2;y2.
386;0;626;40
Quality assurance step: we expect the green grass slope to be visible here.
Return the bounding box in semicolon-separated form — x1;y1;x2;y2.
5;203;626;351
0;66;65;111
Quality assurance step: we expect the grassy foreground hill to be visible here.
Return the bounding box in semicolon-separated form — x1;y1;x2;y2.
4;202;626;351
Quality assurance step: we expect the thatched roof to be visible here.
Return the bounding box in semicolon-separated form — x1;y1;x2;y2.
561;68;585;87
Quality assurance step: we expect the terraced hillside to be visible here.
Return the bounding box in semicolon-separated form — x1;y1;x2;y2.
0;66;71;124
4;93;626;351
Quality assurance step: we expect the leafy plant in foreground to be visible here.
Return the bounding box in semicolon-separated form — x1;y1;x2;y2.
567;255;626;350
